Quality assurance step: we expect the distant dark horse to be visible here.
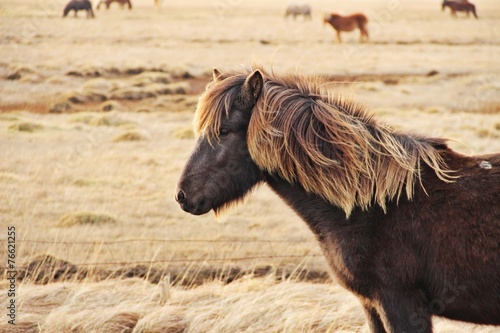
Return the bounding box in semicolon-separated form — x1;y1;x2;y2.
176;67;500;332
97;0;132;10
442;0;478;19
63;0;94;18
323;13;369;43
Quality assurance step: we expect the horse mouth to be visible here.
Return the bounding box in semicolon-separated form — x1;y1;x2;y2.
175;189;212;215
177;201;212;216
179;204;210;216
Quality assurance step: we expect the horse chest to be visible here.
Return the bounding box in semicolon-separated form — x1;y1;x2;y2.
318;231;376;299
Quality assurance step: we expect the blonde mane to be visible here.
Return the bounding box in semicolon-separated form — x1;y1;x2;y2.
194;67;454;217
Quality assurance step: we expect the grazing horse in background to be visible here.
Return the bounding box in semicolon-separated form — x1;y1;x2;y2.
323;13;369;43
442;0;478;18
97;0;132;10
285;4;312;20
63;0;94;18
176;67;500;333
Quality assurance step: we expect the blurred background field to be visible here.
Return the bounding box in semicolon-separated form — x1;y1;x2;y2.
0;0;499;332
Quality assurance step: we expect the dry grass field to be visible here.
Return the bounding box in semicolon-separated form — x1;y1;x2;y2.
1;0;499;332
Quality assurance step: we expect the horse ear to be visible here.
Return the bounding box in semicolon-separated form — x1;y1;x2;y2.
242;70;263;103
213;68;222;82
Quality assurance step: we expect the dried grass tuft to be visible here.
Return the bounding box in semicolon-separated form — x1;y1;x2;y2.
110;86;156;100
100;100;123;112
112;131;148;142
172;127;194;139
8;121;44;132
59;90;108;104
109;82;189;100
17;254;88;284
6;65;37;80
88;114;128;127
101;312;141;333
66;65;108;78
134;308;188;333
49;100;74;113
68;112;131;127
144;82;190;95
58;211;117;227
131;71;173;86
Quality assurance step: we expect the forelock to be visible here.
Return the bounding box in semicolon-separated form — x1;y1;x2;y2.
193;74;247;141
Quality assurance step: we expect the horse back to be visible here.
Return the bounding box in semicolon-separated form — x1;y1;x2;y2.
449;1;476;12
353;13;368;25
409;150;499;323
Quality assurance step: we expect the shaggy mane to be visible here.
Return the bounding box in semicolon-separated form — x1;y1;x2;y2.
194;67;454;217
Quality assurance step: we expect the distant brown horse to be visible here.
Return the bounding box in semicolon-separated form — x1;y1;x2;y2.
176;67;500;333
323;13;369;43
97;0;132;10
442;0;478;19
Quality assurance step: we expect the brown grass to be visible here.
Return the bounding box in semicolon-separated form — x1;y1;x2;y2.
100;100;123;112
58;212;117;227
171;126;194;139
2;277;496;333
67;112;131;127
112;131;148;142
8;121;44;132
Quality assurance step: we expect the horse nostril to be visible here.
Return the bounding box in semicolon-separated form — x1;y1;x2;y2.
176;190;187;205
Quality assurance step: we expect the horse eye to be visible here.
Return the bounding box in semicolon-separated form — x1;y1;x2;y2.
219;129;230;137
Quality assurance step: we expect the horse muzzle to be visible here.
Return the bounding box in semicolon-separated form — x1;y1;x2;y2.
175;188;212;215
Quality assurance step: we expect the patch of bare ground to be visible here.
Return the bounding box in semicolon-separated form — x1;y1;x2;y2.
1;65;209;114
6;71;497;115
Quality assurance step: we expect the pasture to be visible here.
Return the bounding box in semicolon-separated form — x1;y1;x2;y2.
0;0;499;332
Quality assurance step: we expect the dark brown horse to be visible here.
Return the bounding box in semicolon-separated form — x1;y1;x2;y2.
176;67;500;333
63;0;94;18
323;13;369;43
442;0;478;19
97;0;132;10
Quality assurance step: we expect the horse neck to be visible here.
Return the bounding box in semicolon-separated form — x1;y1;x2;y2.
262;158;433;241
264;173;345;235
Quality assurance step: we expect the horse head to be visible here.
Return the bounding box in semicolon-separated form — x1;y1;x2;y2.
176;69;265;216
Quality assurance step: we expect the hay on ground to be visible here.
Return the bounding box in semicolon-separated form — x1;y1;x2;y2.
172;127;194;139
58;211;117;227
8;121;43;132
112;131;148;142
